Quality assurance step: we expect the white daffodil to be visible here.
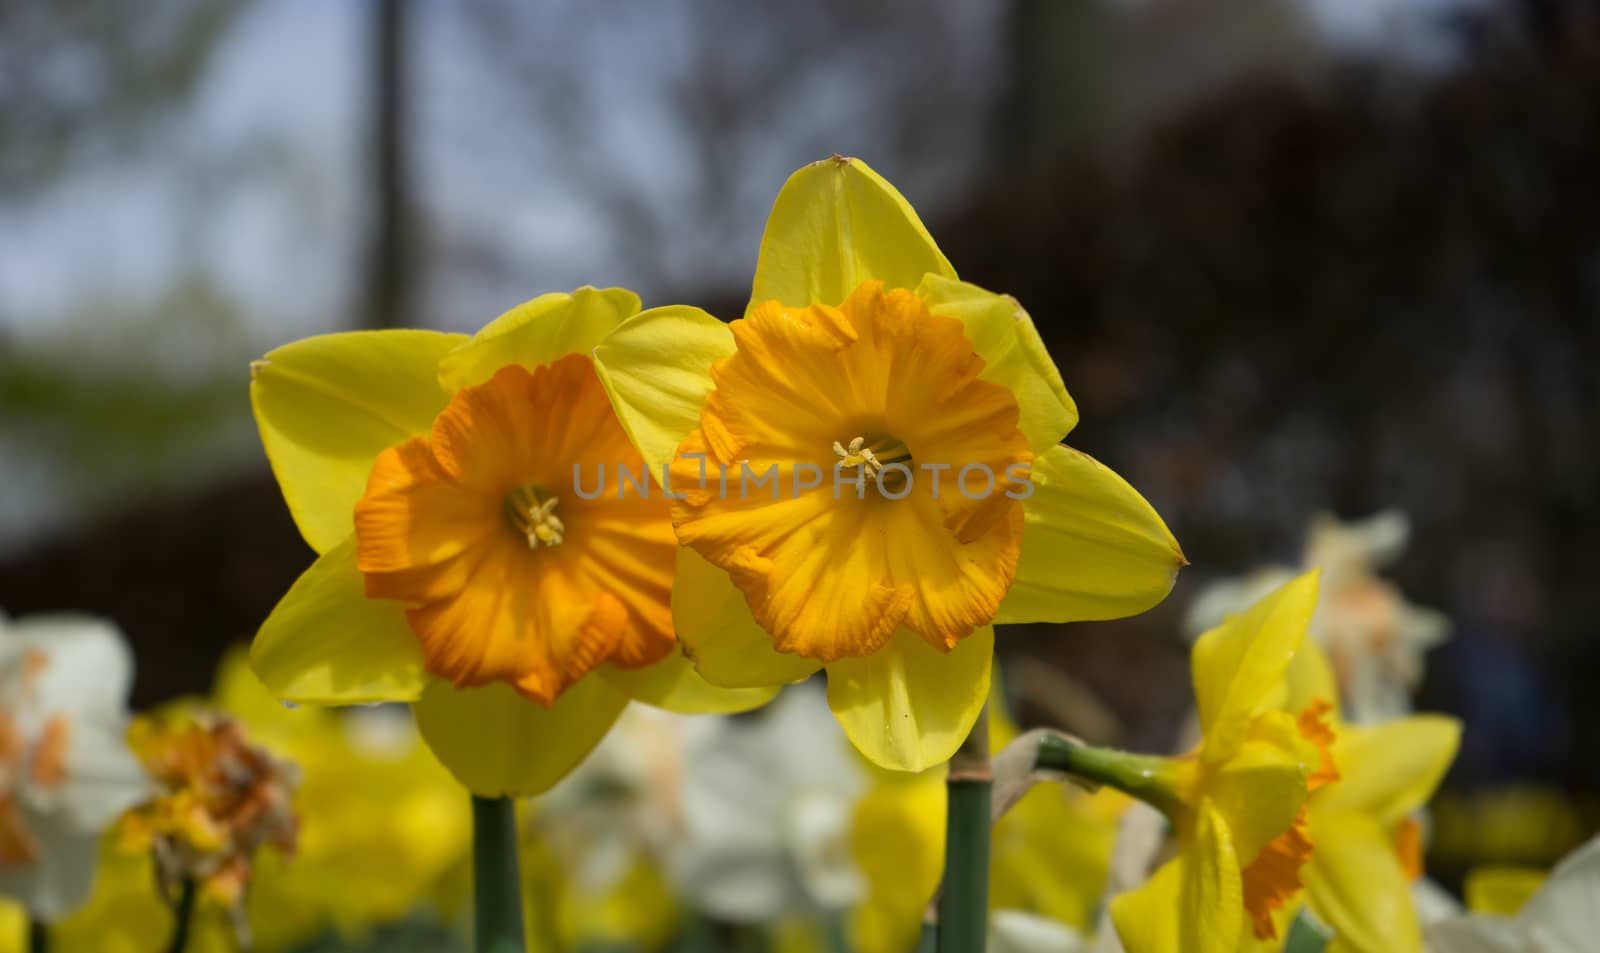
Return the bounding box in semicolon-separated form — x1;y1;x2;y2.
668;682;866;921
534;702;709;894
1428;835;1600;953
0;611;146;920
1185;510;1447;722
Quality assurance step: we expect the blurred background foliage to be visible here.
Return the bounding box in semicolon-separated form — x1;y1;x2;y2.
1;0;1596;886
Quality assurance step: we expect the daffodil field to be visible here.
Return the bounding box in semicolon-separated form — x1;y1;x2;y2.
2;147;1593;953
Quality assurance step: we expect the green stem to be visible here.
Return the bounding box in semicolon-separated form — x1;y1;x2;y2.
166;878;195;953
936;706;991;953
916;921;936;953
28;918;47;953
472;795;526;953
1033;734;1182;818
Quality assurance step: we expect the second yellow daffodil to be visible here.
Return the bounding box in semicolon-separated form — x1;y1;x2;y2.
1104;572;1331;953
595;156;1185;771
249;287;774;797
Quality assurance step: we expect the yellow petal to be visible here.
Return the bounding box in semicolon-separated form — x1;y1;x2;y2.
672;546;821;688
252;536;425;703
1318;716;1460;826
915;275;1078;451
1111;806;1242;953
437;286;641;391
750;156;955;311
996;444;1186;625
1285;636;1342;718
1110;859;1184;953
1206;738;1310;862
412;675;627;797
1192;571;1319;766
598;651;779;715
824;626;993;773
592;304;735;469
1187;805;1247;953
1305;812;1421;953
251;329;466;553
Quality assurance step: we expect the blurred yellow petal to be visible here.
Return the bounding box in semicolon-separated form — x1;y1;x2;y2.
1112;808;1244;953
598;651;779;715
750;156;955;311
437;286;641;390
824;626;992;773
1110;858;1183;953
851;771;946;944
672;546;820;688
1192;571;1318;766
915;275;1078;451
996;445;1185;625
1306;812;1420;953
592;304;734;469
1319;717;1460;826
251;536;425;704
1464;866;1545;916
413;676;628;797
250;329;465;553
0;900;22;953
1285;637;1342;718
1206;739;1309;862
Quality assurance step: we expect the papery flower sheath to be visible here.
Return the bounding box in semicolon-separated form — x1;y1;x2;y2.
595;157;1186;771
250;288;774;796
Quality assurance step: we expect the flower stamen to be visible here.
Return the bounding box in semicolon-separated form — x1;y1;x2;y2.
505;486;565;549
833;436;882;479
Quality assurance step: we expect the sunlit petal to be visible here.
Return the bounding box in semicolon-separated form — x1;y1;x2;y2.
824;626;992;772
750;156;955;311
412;676;628;797
252;536;425;704
251;329;465;553
997;445;1185;625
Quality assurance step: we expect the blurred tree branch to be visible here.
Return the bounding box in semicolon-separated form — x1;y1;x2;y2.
0;0;250;194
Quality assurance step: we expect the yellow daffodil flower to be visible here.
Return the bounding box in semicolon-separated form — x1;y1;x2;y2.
249;287;775;796
1102;572;1331;953
1257;637;1460;953
594;157;1185;771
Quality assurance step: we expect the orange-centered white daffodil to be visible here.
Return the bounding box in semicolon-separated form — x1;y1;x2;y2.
594;156;1186;771
1102;572;1333;953
250;288;774;797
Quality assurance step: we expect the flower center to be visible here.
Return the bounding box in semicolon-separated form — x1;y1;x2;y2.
504;485;565;549
832;434;912;493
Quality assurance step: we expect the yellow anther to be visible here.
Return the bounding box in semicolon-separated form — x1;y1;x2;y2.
525;496;564;548
833;436;883;478
505;487;565;549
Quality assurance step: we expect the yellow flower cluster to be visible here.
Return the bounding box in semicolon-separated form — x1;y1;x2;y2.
0;157;1500;953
